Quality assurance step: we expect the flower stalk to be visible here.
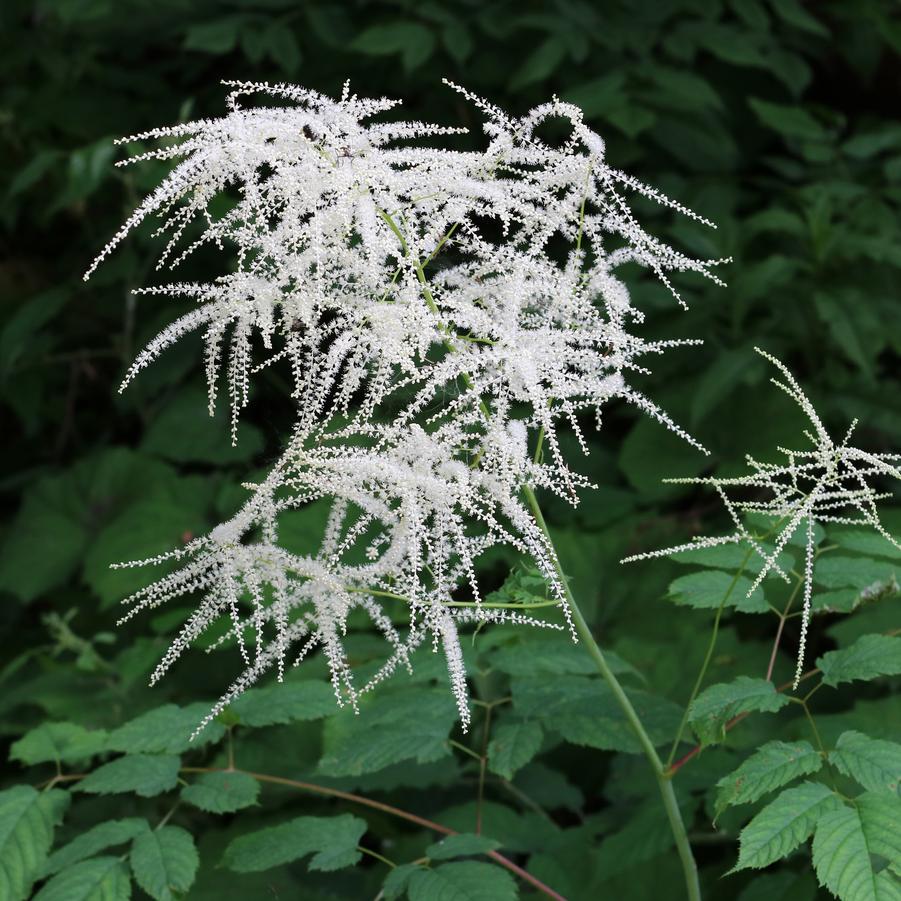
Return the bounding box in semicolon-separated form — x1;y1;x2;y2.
522;484;701;901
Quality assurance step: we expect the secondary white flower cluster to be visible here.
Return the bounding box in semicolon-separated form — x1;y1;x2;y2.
89;80;724;727
623;348;901;687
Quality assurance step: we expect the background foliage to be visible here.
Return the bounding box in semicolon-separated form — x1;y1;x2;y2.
1;1;900;899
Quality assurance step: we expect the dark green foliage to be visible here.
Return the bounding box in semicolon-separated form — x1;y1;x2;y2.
2;1;900;899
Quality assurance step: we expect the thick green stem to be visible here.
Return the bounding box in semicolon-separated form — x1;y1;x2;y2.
379;206;700;897
521;484;701;901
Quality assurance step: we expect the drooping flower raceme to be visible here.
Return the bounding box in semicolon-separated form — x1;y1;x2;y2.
623;348;901;687
89;80;726;729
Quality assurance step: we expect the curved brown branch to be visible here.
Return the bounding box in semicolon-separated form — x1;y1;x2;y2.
181;766;568;901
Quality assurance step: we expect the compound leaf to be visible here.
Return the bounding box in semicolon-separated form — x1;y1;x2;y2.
487;721;543;780
716;741;823;815
426;834;501;861
10;723;108;767
181;771;259;814
813;795;901;901
222;814;366;873
130;826;198;901
818;635;901;688
229;681;337;727
34;856;131;901
407;861;518;901
689;677;790;746
44;819;149;876
733;781;840;871
74;755;180;798
0;786;69;900
107;704;223;755
829;731;901;796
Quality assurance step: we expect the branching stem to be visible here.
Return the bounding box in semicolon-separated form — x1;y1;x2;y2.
666;546;755;767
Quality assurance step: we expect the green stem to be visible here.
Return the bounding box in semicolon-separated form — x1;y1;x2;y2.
521;484;701;901
357;845;397;869
379;205;698;897
666;546;755;767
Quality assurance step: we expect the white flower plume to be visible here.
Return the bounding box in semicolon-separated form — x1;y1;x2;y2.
88;80;727;728
623;347;901;688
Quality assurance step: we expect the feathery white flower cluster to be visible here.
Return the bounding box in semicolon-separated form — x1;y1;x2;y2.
623;348;901;687
89;80;724;728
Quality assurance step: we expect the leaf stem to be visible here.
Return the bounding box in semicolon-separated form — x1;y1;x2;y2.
520;484;701;901
357;845;397;869
181;766;567;901
666;546;755;767
765;576;803;682
476;704;492;835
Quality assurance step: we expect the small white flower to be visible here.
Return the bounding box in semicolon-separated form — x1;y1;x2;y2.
623;347;901;687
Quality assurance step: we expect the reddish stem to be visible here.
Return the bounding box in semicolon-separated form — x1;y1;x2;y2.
668;668;818;775
181;767;568;901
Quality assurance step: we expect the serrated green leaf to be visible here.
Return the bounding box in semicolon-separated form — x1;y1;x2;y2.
44;819;150;876
221;814;366;873
383;863;422;900
876;874;901;901
831;531;901;560
564;73;627;119
749;98;827;142
487;720;543;780
667;541;794;576
815;556;898;591
229;680;337;727
34;856;131;901
441;22;472;65
0;288;66;375
10;723;108;766
818;635;901;687
407;861;518;901
130;826;198;901
141;387;263;464
716;740;823;815
509;36;567;90
83;471;216;608
689;677;790;746
437;801;558;855
489;635;639;679
619;415;707;499
512;675;681;752
0;786;69;900
107;704;224;754
318;688;456;777
264;24;301;75
426;833;501;861
0;449;178;604
734;781;841;871
181;771;259;814
74;755;180;798
813;796;901;901
0;482;87;603
857;793;901;866
667;569;768;613
595;801;677;878
811;587;884;615
733;869;818;901
829;731;901;796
